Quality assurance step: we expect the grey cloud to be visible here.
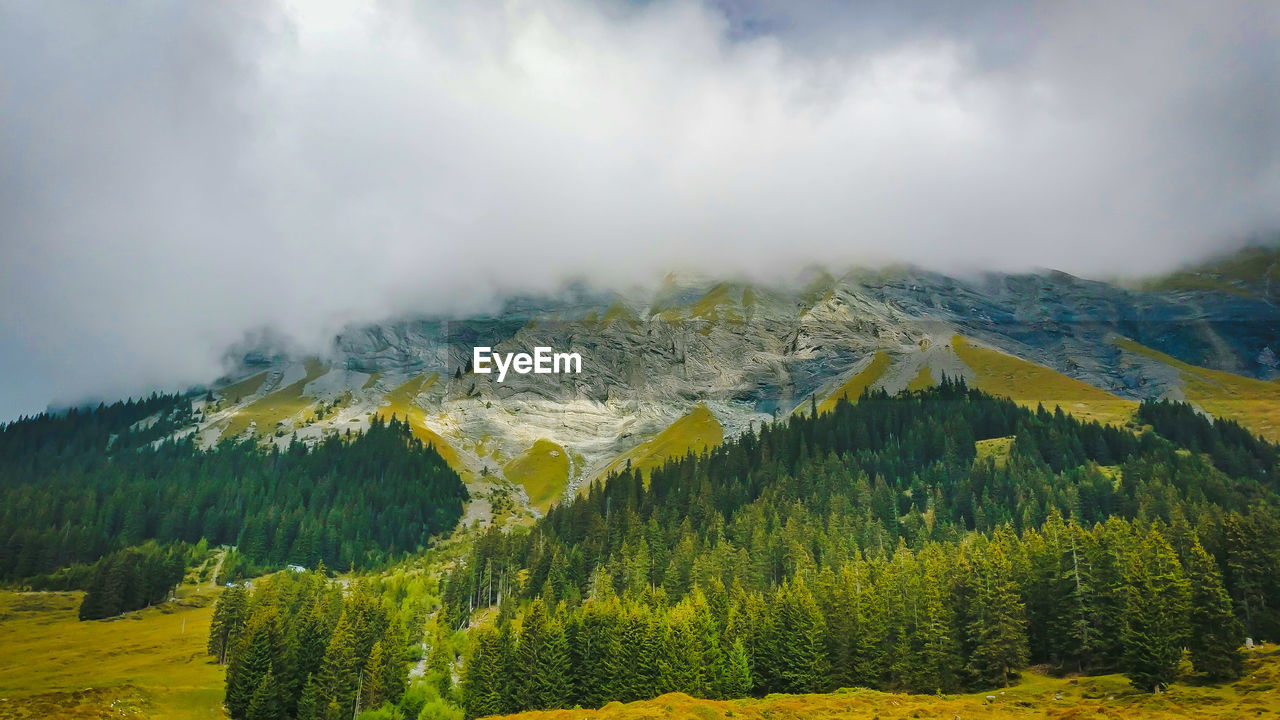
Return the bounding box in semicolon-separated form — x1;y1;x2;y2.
0;0;1277;419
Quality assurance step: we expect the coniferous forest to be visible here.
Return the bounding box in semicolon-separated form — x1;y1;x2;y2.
435;381;1279;717
0;396;468;590
8;379;1280;719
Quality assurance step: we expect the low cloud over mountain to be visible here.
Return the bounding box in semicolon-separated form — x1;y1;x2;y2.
1;0;1276;418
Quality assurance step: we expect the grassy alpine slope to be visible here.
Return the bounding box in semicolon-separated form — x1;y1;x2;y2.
816;351;892;415
953;335;1138;426
1116;337;1280;443
479;647;1280;720
505;439;571;513
221;358;328;439
0;588;226;720
595;404;724;486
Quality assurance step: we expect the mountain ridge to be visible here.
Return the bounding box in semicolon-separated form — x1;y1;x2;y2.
93;247;1280;519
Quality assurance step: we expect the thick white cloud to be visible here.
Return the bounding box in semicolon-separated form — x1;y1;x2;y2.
0;0;1277;418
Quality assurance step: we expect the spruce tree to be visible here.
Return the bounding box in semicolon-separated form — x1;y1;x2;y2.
1121;528;1191;691
573;594;622;706
359;640;387;712
461;628;506;719
225;613;277;719
659;600;705;695
315;611;360;718
209;585;250;664
512;598;571;710
294;674;322;720
965;538;1028;687
1186;538;1245;680
246;668;285;720
722;638;753;698
773;577;828;694
380;616;410;704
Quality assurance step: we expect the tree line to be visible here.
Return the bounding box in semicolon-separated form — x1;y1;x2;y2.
462;515;1241;716
445;381;1279;716
76;541;188;619
208;568;419;720
0;405;468;580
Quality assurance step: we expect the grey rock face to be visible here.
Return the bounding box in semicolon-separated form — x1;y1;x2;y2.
202;259;1278;513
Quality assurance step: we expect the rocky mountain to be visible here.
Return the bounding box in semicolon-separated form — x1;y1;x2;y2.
191;246;1280;520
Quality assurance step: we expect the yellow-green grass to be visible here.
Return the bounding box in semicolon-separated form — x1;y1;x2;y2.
906;366;934;391
975;436;1015;468
215;371;267;404
503;439;571;513
0;590;225;720
601;302;637;328
221;358;328;439
1142;246;1280;297
593;406;723;491
1115;337;1280;443
688;283;742;323
374;373;466;476
482;647;1280;720
361;370;382;390
953;335;1137;426
653;283;745;325
815;351;891;415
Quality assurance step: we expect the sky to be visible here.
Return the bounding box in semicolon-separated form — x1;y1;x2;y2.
1;0;1277;419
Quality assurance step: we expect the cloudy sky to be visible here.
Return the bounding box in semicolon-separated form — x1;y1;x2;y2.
1;0;1277;419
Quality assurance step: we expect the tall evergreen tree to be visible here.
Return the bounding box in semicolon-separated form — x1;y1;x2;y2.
315;611;360;719
512;598;571;710
965;536;1028;687
1186;538;1245;680
226;612;278;720
209;585;250;665
772;577;829;694
461;628;507;720
1121;529;1191;691
246;668;285;720
358;640;387;713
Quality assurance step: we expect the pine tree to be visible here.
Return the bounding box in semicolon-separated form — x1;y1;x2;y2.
226;613;278;720
246;668;285;720
1186;538;1245;680
965;538;1028;687
315;611;360;718
208;585;249;664
359;640;387;713
1121;528;1191;691
461;628;505;719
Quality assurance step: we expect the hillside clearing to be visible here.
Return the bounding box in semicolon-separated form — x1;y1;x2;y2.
220;358;328;439
0;589;225;720
594;405;724;489
504;439;571;513
954;335;1137;426
375;372;467;476
1116;337;1280;443
816;351;891;415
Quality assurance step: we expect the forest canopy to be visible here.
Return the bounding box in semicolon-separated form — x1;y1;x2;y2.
0;396;468;584
441;381;1279;715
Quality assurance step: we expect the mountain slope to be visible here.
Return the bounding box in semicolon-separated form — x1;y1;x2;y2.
177;247;1279;516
